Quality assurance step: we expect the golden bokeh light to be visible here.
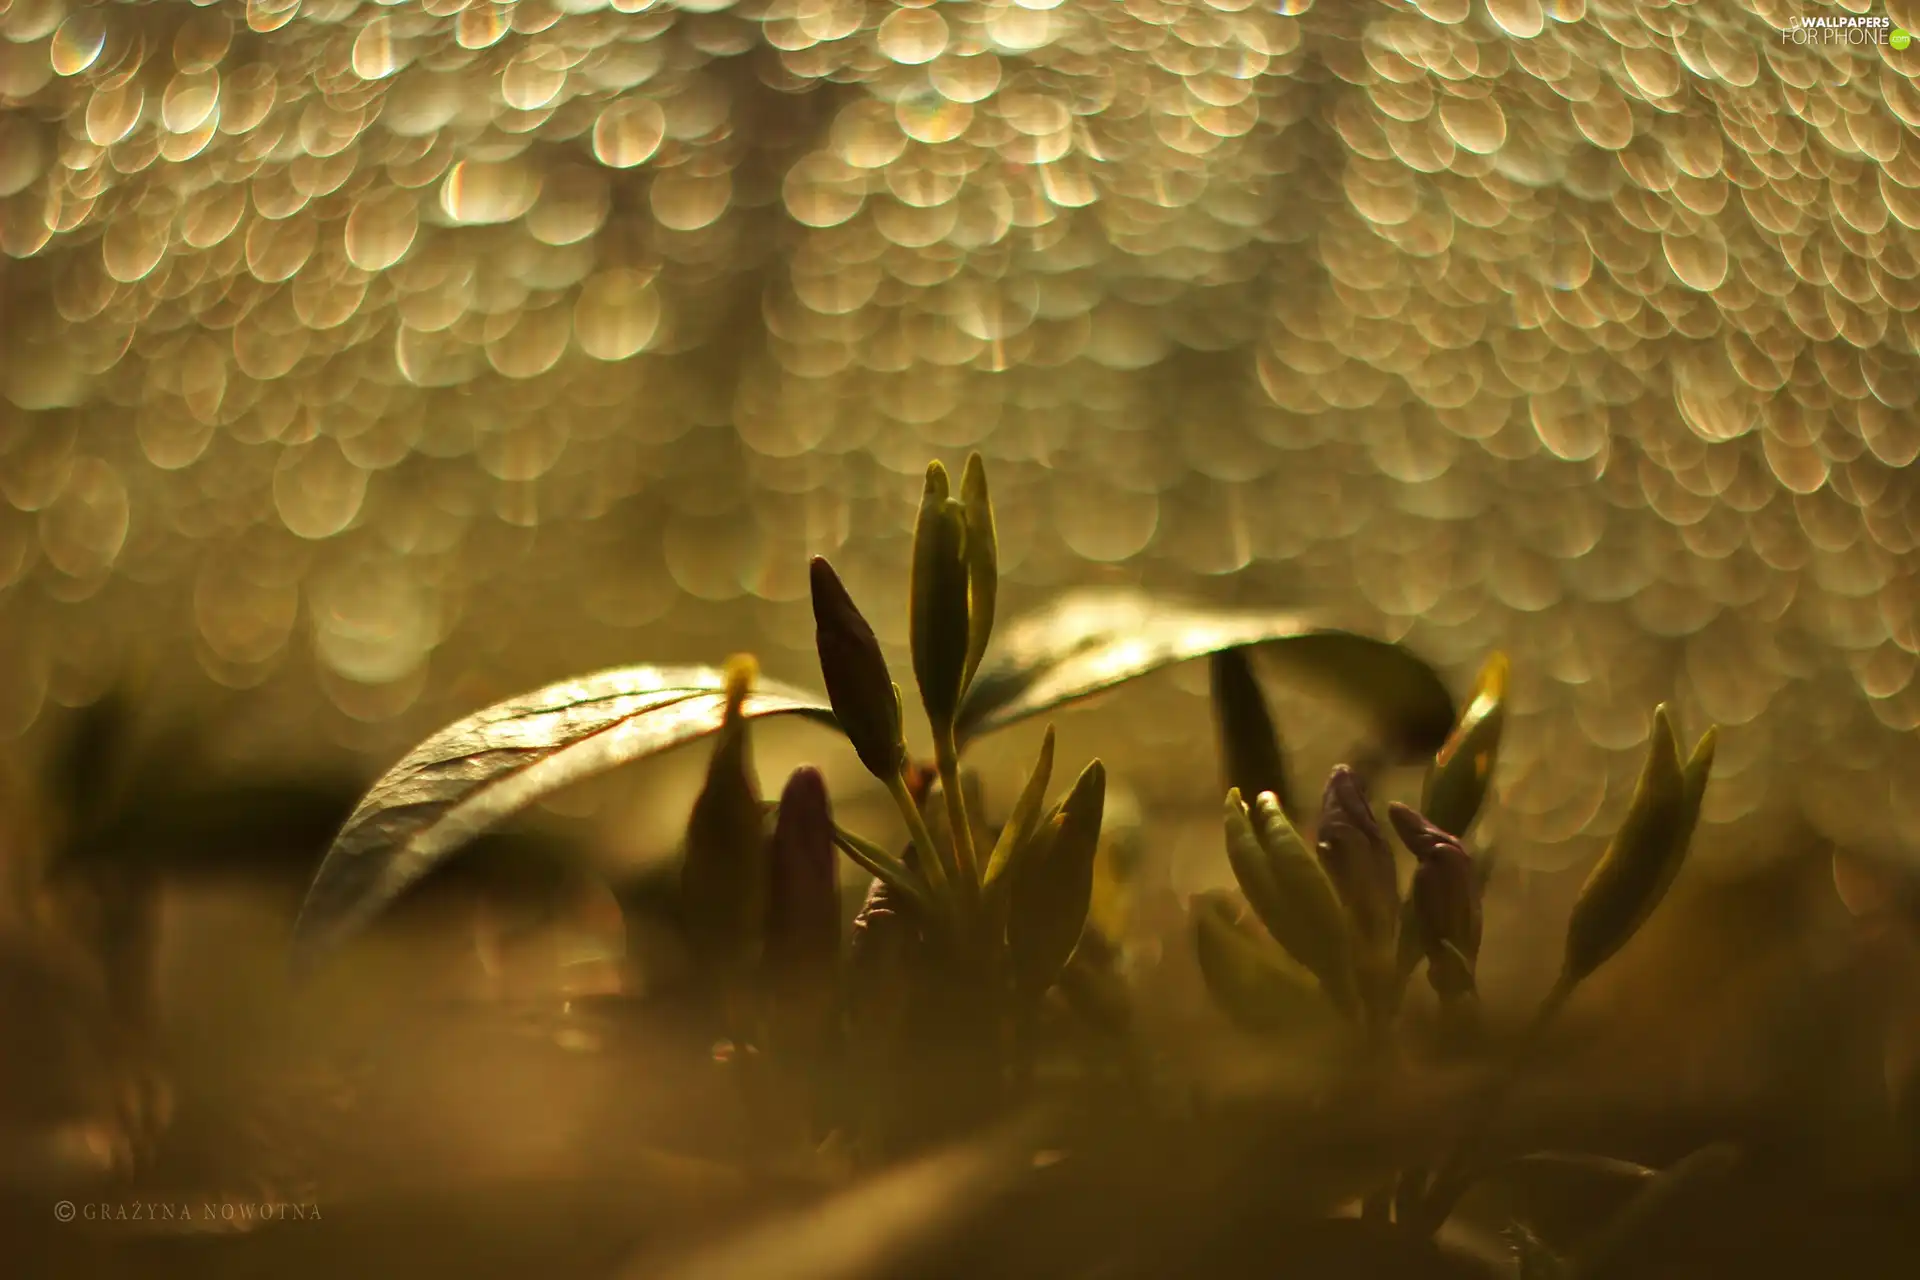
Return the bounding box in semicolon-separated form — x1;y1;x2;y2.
0;0;1915;874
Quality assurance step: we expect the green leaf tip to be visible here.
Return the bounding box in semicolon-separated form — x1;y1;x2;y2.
983;724;1055;898
1008;758;1107;1001
1221;787;1357;1015
1561;703;1711;988
1422;650;1508;838
911;473;973;735
958;452;998;702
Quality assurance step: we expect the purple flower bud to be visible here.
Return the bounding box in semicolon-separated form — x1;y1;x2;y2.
1388;802;1482;999
1315;765;1398;947
810;558;904;783
765;767;839;980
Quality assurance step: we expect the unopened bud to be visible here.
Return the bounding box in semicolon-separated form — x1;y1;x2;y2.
1388;802;1482;999
1315;765;1399;949
810;557;905;783
765;767;840;980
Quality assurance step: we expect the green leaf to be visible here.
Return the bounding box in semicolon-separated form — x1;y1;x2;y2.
953;590;1455;758
1008;760;1106;1001
291;664;835;971
958;452;998;700
1569;1144;1741;1280
832;825;934;916
1421;651;1508;838
1560;705;1702;988
981;726;1055;902
1224;789;1357;1013
1210;649;1293;824
1191;890;1337;1033
910;463;973;736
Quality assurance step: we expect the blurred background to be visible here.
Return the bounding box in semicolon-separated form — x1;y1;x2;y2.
0;0;1916;868
0;0;1919;1271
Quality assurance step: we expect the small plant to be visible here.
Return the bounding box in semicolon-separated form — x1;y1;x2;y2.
1195;647;1734;1271
291;453;1459;1162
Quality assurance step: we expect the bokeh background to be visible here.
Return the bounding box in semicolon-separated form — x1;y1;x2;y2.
0;0;1917;883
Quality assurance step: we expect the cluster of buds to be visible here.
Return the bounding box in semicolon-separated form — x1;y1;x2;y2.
1195;648;1718;1047
675;454;1110;1155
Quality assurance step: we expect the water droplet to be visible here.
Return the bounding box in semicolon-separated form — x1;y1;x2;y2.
196;556;298;666
783;153;864;228
352;16;408;80
182;183;246;248
246;0;301;35
1439;96;1506;154
219;63;276;134
1530;389;1609;461
650;169;731;232
0;118;47;197
834;101;906;169
592;99;665;169
344;189;418;270
101;213;166;283
275;438;367;540
84;83;145;147
877;8;948;65
440;158;540;225
1056;478;1159;562
39;457;129;578
162;69;219;134
1486;0;1543;37
172;9;233;73
245;212;317;282
485;304;572;379
896;95;971;145
929;52;1001;104
309;556;441;684
50;11;108;76
502;49;566;111
526;163;610;246
1663;229;1729;292
456;4;510;50
574;269;661;361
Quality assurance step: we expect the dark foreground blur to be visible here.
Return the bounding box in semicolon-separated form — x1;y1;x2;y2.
5;769;1920;1280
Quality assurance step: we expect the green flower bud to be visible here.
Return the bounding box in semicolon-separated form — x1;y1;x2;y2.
810;557;905;783
1008;759;1106;1001
1561;705;1711;987
1223;789;1356;1014
1191;890;1336;1033
910;462;973;735
958;452;998;699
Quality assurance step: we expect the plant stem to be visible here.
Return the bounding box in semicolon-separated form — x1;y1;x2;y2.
887;771;958;907
1410;974;1576;1236
934;730;982;890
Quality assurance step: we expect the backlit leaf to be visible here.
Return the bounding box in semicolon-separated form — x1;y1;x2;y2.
292;664;835;970
953;590;1454;758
